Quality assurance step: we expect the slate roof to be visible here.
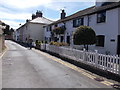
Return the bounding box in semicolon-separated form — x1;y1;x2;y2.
50;2;120;25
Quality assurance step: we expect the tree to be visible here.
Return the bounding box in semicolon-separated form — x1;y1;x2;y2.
9;28;14;35
3;25;10;35
73;26;96;50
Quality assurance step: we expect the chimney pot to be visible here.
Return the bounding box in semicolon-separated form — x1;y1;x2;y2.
32;14;36;20
61;9;66;19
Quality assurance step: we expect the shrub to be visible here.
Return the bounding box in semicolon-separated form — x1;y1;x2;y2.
49;41;68;46
35;40;41;46
73;26;96;50
52;26;66;35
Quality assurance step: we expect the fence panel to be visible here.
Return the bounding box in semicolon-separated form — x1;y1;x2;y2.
40;44;120;76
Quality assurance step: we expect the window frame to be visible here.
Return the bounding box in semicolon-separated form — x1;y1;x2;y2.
96;35;105;47
97;11;106;23
73;17;84;27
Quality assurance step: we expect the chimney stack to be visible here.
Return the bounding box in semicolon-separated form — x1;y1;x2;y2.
32;14;36;20
26;19;30;22
61;10;66;19
36;10;43;17
31;11;43;20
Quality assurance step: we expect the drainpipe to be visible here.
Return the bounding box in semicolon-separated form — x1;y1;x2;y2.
87;15;89;26
70;31;74;48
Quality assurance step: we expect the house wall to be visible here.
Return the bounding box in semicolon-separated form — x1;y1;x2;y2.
44;7;119;55
17;23;46;43
87;8;119;55
65;20;75;45
16;30;20;41
65;8;118;55
44;27;51;42
22;24;29;43
29;23;45;42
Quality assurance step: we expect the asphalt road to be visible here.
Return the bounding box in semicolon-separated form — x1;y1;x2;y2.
2;40;114;88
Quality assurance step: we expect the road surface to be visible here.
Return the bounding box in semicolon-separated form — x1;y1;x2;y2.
2;40;114;88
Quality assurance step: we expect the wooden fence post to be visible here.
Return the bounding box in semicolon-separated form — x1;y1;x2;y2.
83;48;86;63
95;50;98;68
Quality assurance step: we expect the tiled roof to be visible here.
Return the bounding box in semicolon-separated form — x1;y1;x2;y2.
30;17;54;24
50;2;120;25
16;17;54;30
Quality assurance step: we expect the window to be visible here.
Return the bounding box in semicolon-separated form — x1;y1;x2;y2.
46;27;49;32
73;18;84;27
96;35;105;47
46;26;52;32
117;35;120;55
61;36;64;42
49;26;52;31
97;11;106;23
49;38;51;42
67;36;70;45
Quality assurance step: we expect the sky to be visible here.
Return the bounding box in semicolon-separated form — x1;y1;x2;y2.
0;0;119;29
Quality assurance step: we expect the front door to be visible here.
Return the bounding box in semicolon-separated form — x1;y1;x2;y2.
117;35;120;55
61;36;64;42
67;36;70;45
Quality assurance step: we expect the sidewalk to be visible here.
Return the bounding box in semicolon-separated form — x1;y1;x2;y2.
0;46;7;90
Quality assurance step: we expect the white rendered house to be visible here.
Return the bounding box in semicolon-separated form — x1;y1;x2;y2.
44;1;120;55
16;11;54;43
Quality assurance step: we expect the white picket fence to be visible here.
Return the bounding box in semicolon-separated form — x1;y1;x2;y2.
41;44;120;76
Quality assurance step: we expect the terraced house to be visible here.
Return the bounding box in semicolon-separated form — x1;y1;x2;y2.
44;1;120;55
15;11;53;43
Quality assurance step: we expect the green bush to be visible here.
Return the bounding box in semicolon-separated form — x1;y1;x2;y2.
52;26;66;35
35;40;41;46
49;41;68;46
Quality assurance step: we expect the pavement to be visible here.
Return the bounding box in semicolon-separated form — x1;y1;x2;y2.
0;45;7;90
2;40;116;88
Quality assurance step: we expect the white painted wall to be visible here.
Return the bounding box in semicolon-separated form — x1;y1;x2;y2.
17;22;47;43
15;29;20;41
88;8;119;55
44;26;51;42
29;23;45;42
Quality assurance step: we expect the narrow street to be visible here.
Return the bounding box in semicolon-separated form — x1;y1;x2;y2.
2;40;113;88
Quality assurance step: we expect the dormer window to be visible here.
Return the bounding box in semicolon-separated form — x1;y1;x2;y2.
97;11;106;23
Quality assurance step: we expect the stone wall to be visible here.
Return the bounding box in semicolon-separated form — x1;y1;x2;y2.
0;35;5;54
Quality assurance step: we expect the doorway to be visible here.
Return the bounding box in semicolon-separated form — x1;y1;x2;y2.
67;36;70;45
117;35;120;55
